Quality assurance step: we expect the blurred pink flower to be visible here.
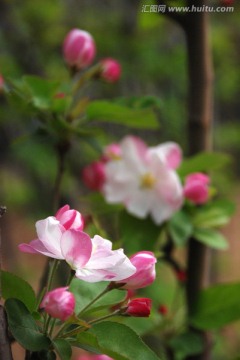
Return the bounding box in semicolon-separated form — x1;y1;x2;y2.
184;172;210;205
63;29;96;69
103;136;183;224
100;58;121;82
117;251;156;290
40;287;75;321
149;141;182;170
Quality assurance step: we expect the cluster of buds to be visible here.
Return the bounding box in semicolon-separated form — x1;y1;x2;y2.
63;29;121;82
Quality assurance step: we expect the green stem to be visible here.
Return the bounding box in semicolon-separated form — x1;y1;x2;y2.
44;314;52;334
66;270;75;286
46;259;59;293
49;318;57;338
60;311;120;339
88;311;120;325
77;285;111;318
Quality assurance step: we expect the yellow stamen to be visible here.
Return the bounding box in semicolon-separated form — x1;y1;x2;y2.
141;173;155;189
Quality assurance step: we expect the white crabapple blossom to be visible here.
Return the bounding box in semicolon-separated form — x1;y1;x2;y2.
103;136;183;225
19;205;136;282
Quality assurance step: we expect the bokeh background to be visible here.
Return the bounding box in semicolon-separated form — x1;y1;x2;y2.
0;0;239;359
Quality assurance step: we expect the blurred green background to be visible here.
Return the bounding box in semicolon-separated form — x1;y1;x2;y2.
0;1;240;359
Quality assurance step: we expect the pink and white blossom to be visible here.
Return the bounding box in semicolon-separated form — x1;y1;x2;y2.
103;136;183;224
40;287;75;321
19;208;135;283
117;251;157;289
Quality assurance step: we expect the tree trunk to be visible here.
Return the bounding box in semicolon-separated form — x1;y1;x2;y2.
185;1;213;359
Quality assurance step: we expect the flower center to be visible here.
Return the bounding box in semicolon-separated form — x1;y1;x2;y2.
140;173;155;189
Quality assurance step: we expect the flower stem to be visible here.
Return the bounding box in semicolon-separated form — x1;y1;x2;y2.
46;259;59;293
60;310;120;339
77;285;111;317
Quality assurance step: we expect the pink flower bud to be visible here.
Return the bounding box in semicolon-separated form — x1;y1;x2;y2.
82;161;106;191
158;304;168;316
117;251;156;290
63;29;96;69
184;172;210;205
125;298;152;317
103;143;122;161
40;287;75;321
0;75;4;91
76;354;113;360
92;355;113;360
100;58;121;83
55;204;84;231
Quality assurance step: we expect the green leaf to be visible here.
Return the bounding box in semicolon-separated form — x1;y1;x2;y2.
168;211;193;246
120;211;161;253
192;199;235;228
5;299;51;351
169;332;204;360
73;331;101;354
178;152;232;177
2;271;36;311
23;75;59;110
190;283;240;329
69;279;127;314
53;339;72;360
91;321;161;360
193;228;228;250
86;101;159;129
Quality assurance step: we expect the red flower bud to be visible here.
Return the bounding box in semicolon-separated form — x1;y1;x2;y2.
176;270;187;282
100;58;121;83
220;0;234;6
158;304;168;316
82;161;106;191
125;298;152;317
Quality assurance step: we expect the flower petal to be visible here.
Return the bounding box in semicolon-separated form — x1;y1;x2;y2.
60;230;92;269
36;217;64;258
18;239;63;259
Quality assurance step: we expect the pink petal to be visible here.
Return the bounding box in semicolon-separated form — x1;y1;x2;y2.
55;204;70;218
18;239;63;259
60;230;92;269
